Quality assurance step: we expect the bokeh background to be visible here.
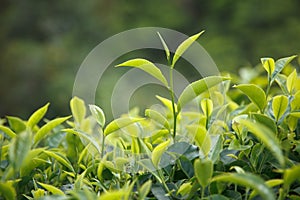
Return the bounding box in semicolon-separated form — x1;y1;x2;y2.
1;0;300;119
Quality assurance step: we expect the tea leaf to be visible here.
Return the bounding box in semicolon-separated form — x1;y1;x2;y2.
156;95;177;113
272;95;289;122
178;76;229;111
261;57;275;75
70;96;86;125
0;125;16;138
201;98;213;117
27;103;50;129
286;69;297;94
34;116;71;145
177;182;192;196
239;119;284;166
252;113;277;134
139;180;152;200
20;148;46;176
116;58;168;86
212;173;275;200
152;139;170;168
234;84;266;112
194;158;213;188
44;150;75;172
145;109;169;129
172;31;204;68
7;116;26;133
271;55;297;83
38;182;64;195
249;179;283;199
89;104;105;127
0;182;16;200
284;164;300;190
104;117;143;136
157;32;170;62
186;125;211;156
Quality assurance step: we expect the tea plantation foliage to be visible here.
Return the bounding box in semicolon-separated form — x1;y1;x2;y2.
1;33;300;200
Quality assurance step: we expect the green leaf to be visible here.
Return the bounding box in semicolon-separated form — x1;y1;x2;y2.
27;103;50;130
171;31;204;67
116;58;168;86
239;119;284;167
44;150;75;172
250;179;283;199
252;113;277;134
201;98;213;117
157;32;170;62
286;69;297;94
33;116;71;145
151;139;171;168
234;84;266;112
103;117;143;136
156;95;177;113
139;180;152;200
70;96;86;125
89;104;105;127
98;190;127;200
178;76;230;111
194;158;213;188
0;125;16;138
7;116;26;133
38;182;64;195
284;164;300;190
145;109;169;129
261;57;275;75
212;173;275;200
271;55;297;83
20;148;46;176
272;95;289;122
0;182;16;200
291;91;300;110
186;125;211;156
177;182;192;196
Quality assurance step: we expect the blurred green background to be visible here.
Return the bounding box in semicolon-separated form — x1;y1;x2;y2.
1;0;300;119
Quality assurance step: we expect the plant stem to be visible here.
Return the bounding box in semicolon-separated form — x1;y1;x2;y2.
101;135;106;158
169;66;178;142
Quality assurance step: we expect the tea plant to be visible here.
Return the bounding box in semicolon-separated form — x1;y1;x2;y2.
0;32;300;200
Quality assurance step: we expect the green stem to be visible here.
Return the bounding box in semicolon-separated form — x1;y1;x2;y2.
101;135;106;158
169;66;177;142
201;186;205;199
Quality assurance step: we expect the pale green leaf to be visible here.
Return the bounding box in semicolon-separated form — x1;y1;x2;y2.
250;179;283;199
27;103;50;130
103;117;144;136
290;112;300;118
98;190;127;200
239;119;284;166
177;182;192;196
284;164;300;190
89;104;105;127
172;31;204;67
0;182;16;200
7;116;26;133
271;55;297;82
44;150;75;172
38;182;64;195
212;173;275;200
234;84;266;112
186;125;211;156
151;139;171;168
139;180;152;200
145;109;169;129
20;148;46;176
291;90;300;110
156;95;177;113
33;116;71;145
70;96;86;125
116;58;168;86
157;32;170;62
0;125;16;138
178;76;230;111
261;57;275;75
286;69;297;94
272;95;289;122
194;158;213;188
201;98;213;117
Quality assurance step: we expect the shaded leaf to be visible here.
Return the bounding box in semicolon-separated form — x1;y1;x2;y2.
252;113;277;134
116;58;168;86
139;180;152;200
212;173;275;200
172;31;204;67
250;179;283;199
186;125;211;156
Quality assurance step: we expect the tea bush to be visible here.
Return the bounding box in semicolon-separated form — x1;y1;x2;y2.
0;32;300;200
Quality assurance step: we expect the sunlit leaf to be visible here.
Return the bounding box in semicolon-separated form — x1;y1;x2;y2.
27;103;49;130
284;164;300;190
156;95;177;113
186;125;211;156
33;116;71;145
212;173;275;200
70;96;86;125
139;180;152;200
103;117;143;136
286;69;297;94
0;125;16;138
194;158;213;188
261;57;275;75
234;84;266;112
249;179;283;199
177;182;192;196
7;116;26;133
239;119;284;167
201;98;213;117
89;104;105;127
178;76;229;111
272;95;289;122
98;190;127;200
271;55;297;83
157;32;170;62
44;150;75;172
20;148;46;176
151;139;171;168
0;181;16;200
116;58;168;86
38;182;64;195
172;31;204;67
